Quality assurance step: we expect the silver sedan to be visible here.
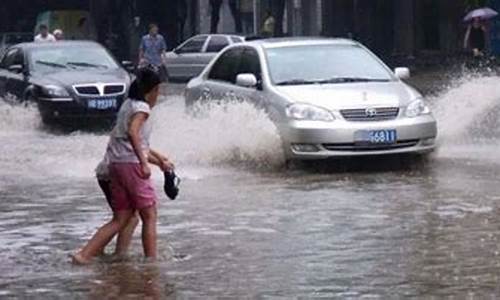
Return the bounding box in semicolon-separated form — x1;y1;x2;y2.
163;34;244;81
185;38;437;160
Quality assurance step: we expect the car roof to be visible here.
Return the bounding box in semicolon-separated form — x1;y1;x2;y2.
210;33;243;37
13;40;103;50
243;37;358;49
192;34;244;38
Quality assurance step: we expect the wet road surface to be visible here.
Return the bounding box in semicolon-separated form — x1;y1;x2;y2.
2;75;500;298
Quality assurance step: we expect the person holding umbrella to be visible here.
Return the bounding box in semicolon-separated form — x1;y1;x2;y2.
464;17;488;57
463;7;498;57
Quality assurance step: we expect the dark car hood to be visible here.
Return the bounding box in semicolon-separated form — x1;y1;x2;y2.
32;69;130;87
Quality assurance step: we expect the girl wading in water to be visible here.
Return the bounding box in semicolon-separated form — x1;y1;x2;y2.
72;69;173;264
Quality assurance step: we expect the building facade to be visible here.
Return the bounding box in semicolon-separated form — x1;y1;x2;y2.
188;0;472;57
1;0;498;61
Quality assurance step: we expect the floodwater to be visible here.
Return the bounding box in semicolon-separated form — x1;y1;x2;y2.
2;74;500;298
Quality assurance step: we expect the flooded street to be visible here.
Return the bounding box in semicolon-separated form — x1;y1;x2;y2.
3;74;500;298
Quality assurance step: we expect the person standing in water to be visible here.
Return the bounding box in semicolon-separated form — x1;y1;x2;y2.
72;69;174;264
139;23;168;82
464;17;488;57
34;24;56;43
262;10;276;38
94;150;139;256
94;145;171;256
53;29;64;41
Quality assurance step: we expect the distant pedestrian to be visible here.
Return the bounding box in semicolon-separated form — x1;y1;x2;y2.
53;29;64;41
34;24;56;43
209;0;242;33
139;23;168;82
177;0;188;42
262;10;276;38
74;17;91;40
464;17;488;57
240;0;254;34
228;0;242;33
210;0;223;33
72;69;174;265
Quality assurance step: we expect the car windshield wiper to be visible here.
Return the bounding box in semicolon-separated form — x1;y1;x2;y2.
316;77;390;84
275;79;319;86
276;77;391;86
67;62;108;69
35;60;67;69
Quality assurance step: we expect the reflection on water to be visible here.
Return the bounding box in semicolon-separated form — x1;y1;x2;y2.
1;74;500;298
88;263;175;299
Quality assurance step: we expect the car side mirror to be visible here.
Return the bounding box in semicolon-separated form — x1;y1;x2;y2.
394;67;410;80
8;64;23;74
236;73;258;88
173;47;181;54
121;61;135;72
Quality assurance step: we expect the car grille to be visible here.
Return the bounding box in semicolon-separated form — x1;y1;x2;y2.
74;84;126;96
104;85;126;95
341;107;400;122
75;86;99;95
323;139;419;152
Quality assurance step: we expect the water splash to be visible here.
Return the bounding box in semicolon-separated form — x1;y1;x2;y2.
0;96;284;183
2;73;500;181
0;102;41;133
432;75;500;141
431;74;500;162
151;97;284;169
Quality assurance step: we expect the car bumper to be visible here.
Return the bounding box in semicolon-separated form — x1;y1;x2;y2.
280;115;437;159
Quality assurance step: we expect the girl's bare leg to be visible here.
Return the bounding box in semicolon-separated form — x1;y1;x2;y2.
72;210;134;264
115;213;140;256
139;206;157;259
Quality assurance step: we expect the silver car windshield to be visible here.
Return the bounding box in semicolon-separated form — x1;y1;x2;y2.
266;44;394;86
30;46;119;72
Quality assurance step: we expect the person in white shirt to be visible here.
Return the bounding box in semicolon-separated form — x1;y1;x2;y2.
34;24;56;43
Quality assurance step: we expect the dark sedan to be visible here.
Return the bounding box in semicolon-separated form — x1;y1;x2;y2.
0;41;131;124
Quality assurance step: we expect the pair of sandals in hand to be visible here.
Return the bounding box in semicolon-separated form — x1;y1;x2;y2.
164;171;181;200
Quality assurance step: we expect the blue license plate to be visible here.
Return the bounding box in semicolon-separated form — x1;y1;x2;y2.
355;129;397;144
88;99;117;110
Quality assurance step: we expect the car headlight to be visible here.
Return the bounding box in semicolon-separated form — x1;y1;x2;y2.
405;98;430;118
286;103;335;122
43;85;70;97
